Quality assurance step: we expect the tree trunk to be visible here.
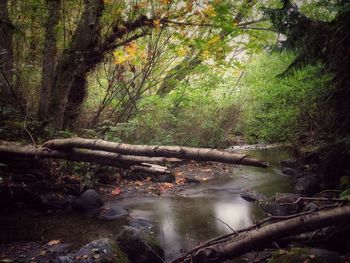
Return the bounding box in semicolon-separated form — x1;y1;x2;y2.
0;0;14;103
49;0;104;129
43;137;268;167
0;141;179;167
173;205;350;263
38;0;61;120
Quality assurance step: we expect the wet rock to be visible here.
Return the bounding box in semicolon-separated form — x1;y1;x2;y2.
259;201;291;216
184;177;200;184
281;159;298;169
269;247;342;263
154;173;175;183
73;189;103;211
39;192;76;210
282;167;297;176
117;227;164;263
129;218;153;231
294;175;320;196
237;250;272;263
98;203;128;220
58;238;129;263
274;193;301;204
240;190;267;202
303;202;319;211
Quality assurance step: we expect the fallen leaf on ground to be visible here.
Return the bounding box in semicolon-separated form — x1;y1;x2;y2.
111;187;121;196
158;182;174;192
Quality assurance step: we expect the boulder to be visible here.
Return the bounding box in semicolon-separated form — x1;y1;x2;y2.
282;167;297;176
259;201;291;216
240;190;267;203
294;175;321;196
73;189;103;211
39;192;76;210
154;173;175;183
116;227;164;263
58;238;129;263
98;203;128;220
280;159;298;168
274;193;301;204
129;218;153;231
269;248;342;263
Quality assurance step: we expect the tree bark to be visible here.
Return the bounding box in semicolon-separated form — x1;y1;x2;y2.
38;0;61;120
49;0;104;129
0;0;14;102
0;141;178;167
172;205;350;263
43;138;268;167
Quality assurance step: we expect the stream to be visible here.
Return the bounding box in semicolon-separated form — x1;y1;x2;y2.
0;146;293;260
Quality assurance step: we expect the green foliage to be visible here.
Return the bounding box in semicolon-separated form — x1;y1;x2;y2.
98;65;242;148
241;51;332;143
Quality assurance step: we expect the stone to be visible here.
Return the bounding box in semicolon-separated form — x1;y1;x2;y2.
98;203;128;220
294;175;321;196
129;218;153;231
269;248;342;263
240;190;267;202
274;193;301;204
58;238;129;263
73;189;103;211
184;177;200;184
280;159;298;168
282;167;297;176
154;173;175;183
259;201;291;216
39;192;76;210
116;227;164;263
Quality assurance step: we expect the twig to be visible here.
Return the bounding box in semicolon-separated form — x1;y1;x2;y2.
23;103;37;147
210;214;238;235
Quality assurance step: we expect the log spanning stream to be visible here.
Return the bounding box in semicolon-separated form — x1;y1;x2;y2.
0;146;293;260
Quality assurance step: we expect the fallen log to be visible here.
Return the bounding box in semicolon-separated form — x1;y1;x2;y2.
43;138;268;168
172;205;350;263
0;143;175;168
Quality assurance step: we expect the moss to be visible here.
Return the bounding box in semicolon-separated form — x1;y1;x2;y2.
109;240;130;263
268;248;326;263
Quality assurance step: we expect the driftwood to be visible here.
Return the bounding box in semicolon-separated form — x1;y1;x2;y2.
43;138;268;167
172;205;350;263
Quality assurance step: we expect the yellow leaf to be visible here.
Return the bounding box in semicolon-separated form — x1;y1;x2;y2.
159;0;170;4
125;41;137;56
202;5;216;17
207;36;220;45
153;19;161;30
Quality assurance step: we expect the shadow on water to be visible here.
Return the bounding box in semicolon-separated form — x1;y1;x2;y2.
0;146;294;259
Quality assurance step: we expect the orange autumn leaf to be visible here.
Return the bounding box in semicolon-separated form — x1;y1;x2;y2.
111;187;121;196
158;182;174;192
175;177;186;185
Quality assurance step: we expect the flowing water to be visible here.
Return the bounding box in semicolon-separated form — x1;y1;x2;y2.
0;146;293;260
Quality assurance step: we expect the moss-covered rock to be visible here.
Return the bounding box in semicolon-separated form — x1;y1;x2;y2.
58;238;129;263
116;227;164;263
268;248;342;263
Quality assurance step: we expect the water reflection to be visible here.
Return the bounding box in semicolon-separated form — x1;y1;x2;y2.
213;199;253;233
0;147;294;260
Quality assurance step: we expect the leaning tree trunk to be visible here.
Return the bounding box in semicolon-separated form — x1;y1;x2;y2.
0;0;14;103
38;0;61;120
49;0;104;129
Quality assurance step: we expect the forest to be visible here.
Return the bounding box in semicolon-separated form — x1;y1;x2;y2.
0;0;350;262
